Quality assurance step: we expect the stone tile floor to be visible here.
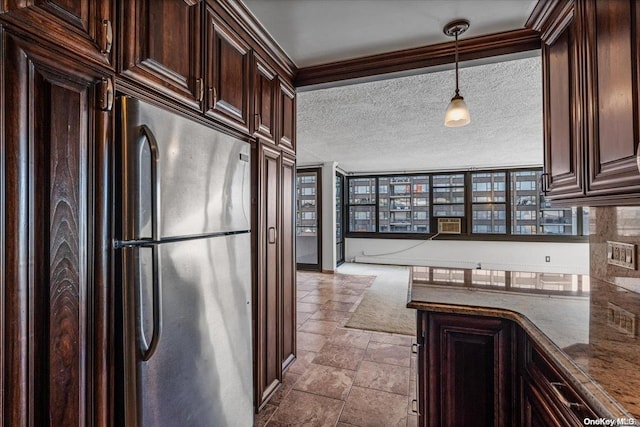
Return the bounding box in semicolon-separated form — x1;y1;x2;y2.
255;270;418;427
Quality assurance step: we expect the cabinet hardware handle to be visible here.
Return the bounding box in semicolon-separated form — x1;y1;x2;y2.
97;78;114;111
100;19;113;54
268;227;277;244
208;87;217;106
254;113;261;131
195;79;204;103
549;382;582;410
540;172;550;195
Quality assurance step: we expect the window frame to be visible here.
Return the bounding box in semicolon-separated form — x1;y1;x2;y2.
345;167;588;242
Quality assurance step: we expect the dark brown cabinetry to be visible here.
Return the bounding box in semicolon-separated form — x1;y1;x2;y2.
535;0;640;204
584;0;640;196
253;54;278;143
254;143;297;409
205;10;251;132
519;336;597;426
255;144;281;408
1;0;296;422
1;28;112;426
414;310;602;426
278;80;296;153
281;153;297;371
1;0;115;67
416;312;515;426
120;0;202;109
540;1;584;199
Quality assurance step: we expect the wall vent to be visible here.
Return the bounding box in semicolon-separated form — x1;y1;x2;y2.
437;218;462;234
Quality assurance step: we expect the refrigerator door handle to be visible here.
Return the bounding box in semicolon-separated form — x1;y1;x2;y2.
137;124;162;361
139;244;163;361
138;124;161;241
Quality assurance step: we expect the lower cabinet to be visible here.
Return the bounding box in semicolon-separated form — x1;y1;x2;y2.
416;312;515;426
415;311;598;427
519;334;597;426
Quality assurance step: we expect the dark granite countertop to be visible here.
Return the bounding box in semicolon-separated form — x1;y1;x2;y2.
406;266;639;420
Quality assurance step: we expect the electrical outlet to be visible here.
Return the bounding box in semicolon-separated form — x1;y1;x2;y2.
607;241;636;270
545;256;550;262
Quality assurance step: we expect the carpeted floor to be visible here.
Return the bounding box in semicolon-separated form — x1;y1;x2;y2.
341;263;416;336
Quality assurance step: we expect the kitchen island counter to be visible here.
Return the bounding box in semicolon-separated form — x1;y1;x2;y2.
406;266;639;420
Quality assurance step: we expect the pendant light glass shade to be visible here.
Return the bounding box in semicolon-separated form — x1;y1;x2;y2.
444;94;470;127
443;19;471;128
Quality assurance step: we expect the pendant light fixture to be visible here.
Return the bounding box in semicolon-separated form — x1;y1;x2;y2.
443;19;471;127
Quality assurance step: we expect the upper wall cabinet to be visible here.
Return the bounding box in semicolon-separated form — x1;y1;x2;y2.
205;9;251;133
538;0;640;205
253;53;278;143
120;0;202;109
278;80;296;153
541;2;584;199
584;0;640;197
1;0;115;67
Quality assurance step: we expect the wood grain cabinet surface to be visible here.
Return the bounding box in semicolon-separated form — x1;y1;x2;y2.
281;153;296;372
253;53;278;143
584;0;640;196
1;28;112;427
538;0;640;205
205;8;251;133
1;0;115;67
416;312;515;427
278;80;296;153
120;0;202;109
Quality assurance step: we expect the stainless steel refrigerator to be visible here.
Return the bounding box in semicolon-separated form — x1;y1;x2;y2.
114;96;253;426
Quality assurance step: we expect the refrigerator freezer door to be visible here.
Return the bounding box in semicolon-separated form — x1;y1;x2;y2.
119;97;251;240
131;234;253;426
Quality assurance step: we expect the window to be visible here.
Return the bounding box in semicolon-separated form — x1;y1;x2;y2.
472;172;506;234
346;168;588;240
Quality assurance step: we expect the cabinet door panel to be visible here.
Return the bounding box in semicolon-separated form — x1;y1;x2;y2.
254;54;277;142
2;0;114;66
585;0;640;194
256;145;282;407
278;80;296;152
121;0;201;109
543;7;584;198
281;154;296;371
2;29;111;426
425;313;513;426
206;12;251;133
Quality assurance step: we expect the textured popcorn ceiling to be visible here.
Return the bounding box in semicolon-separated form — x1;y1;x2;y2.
297;56;543;173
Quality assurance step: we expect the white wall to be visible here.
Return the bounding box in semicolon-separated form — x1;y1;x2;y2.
346;238;589;274
321;162;337;272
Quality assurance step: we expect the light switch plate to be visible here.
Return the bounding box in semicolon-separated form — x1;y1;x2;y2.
607;241;636;270
607;302;636;336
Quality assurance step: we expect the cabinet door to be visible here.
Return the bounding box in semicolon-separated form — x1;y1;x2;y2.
206;11;251;133
120;0;202;109
542;4;585;199
2;0;114;67
278;80;296;153
253;53;278;143
584;0;640;196
256;144;282;408
1;29;112;427
281;154;296;371
425;312;514;426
